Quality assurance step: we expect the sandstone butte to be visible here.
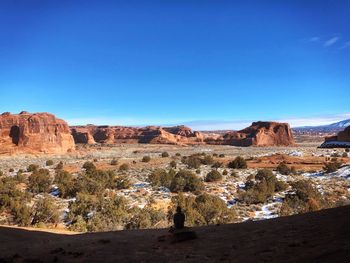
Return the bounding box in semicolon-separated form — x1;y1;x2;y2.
0;111;75;154
322;125;350;148
205;121;295;146
71;121;295;147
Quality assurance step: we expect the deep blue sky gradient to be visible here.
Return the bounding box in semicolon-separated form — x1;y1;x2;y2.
0;0;349;129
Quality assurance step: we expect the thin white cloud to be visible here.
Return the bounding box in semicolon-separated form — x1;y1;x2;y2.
324;37;340;47
340;41;350;50
309;36;320;42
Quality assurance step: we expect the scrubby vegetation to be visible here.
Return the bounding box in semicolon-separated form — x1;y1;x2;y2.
182;153;215;169
276;162;291;175
280;180;328;216
28;169;52;194
161;152;169;158
323;160;342;173
46;160;54;166
148;169;204;193
240;169;288;204
228;156;247;169
169;193;237;226
205;170;222;182
142;156;151;162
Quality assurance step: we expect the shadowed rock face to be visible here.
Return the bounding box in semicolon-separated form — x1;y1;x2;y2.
70;125;204;145
205;121;295;146
337;126;350;142
322;126;350;147
0;112;75;154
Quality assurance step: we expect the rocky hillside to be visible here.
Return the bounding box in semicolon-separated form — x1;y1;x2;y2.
0;205;349;262
0;112;75;154
293;119;350;134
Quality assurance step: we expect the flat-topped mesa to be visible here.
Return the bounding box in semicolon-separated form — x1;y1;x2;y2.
70;125;204;145
0;112;75;154
321;126;350;148
206;121;295;146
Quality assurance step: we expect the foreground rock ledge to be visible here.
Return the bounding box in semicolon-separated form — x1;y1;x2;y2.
0;205;349;262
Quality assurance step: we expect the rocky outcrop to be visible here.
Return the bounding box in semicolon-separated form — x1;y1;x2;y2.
205;121;295;146
70;125;204;145
321;126;350;148
0;112;75;154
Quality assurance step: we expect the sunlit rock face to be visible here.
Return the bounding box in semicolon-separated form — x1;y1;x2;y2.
205;122;295;147
70;125;204;145
0;112;75;154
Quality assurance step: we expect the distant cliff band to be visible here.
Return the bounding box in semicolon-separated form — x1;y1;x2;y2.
0;112;296;154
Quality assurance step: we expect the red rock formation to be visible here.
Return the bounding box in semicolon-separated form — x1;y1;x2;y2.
0;112;75;154
322;126;350;148
337;126;350;142
70;125;204;145
205;121;295;146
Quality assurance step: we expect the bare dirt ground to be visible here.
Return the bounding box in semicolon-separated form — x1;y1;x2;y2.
0;205;349;263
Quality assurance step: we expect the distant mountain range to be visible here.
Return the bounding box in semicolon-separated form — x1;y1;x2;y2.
293;119;350;133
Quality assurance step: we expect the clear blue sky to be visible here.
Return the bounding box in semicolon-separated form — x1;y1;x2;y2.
0;0;349;129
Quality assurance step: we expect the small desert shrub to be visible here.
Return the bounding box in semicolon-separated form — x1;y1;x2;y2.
212;161;223;168
169;160;177;168
46;160;54;166
222;169;228;175
54;171;78;198
82;161;96;172
323;160;342;173
247;174;255;181
228;156;247;169
280;180;328;216
31;195;60;226
142;156;151;163
342;152;348;158
276;162;291;175
55;161;64;171
240;169;286;204
9;168;14;172
346;148;350;153
28;169;52;194
196;169;201;174
331;152;340;158
119;163;130;172
93;158;98;162
110;158;118;166
115;176;132;190
219;154;225;158
27;164;39;172
175;153;181;156
161;152;169;158
205;170;222;182
169;170;204;193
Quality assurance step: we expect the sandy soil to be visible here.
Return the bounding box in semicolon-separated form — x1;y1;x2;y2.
0;205;349;263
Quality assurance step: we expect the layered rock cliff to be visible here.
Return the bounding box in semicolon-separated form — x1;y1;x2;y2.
70;125;204;145
205;121;295;146
0;112;75;154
